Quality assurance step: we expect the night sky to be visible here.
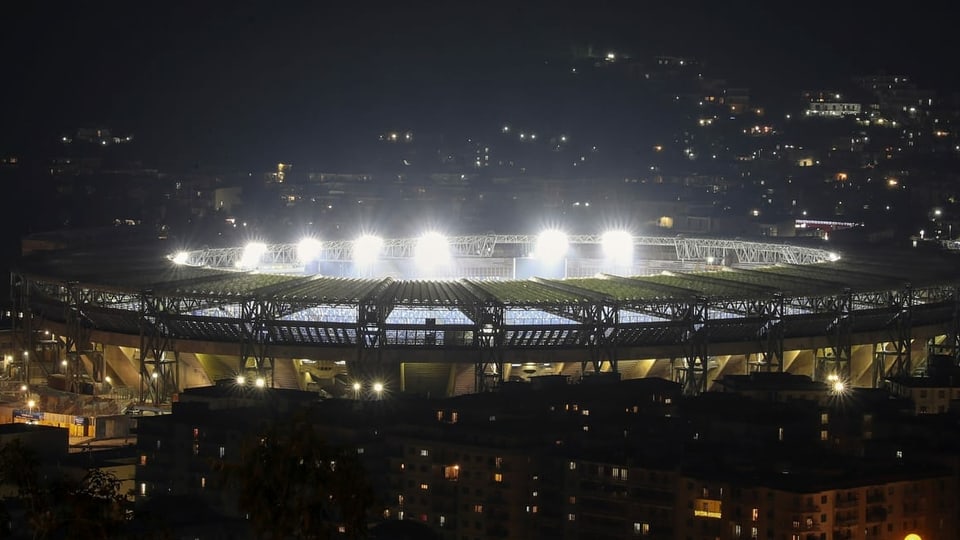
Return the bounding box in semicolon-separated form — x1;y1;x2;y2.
2;1;956;171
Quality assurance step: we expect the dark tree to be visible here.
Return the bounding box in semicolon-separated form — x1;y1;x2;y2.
218;410;374;539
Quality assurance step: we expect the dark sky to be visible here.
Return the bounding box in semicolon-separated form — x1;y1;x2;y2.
3;1;956;170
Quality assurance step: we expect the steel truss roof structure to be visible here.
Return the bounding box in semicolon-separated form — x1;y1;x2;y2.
10;238;960;401
172;235;838;269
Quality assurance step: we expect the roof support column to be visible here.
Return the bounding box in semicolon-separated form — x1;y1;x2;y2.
753;293;784;372
674;296;709;396
873;284;913;386
139;292;179;404
582;302;619;376
240;298;277;388
816;288;852;383
476;303;504;393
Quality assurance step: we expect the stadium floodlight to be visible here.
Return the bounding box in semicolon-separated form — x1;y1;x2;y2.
354;235;383;267
414;232;450;270
601;230;633;265
828;252;841;262
534;230;568;262
172;251;190;265
297;237;323;263
238;242;268;269
255;377;266;388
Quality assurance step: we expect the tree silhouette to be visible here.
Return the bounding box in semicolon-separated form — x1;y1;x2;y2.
0;440;128;540
217;410;374;540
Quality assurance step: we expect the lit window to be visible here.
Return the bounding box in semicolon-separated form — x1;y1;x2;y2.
493;473;503;483
444;465;460;481
568;461;577;470
139;482;147;497
200;476;206;489
751;508;759;521
219;446;225;458
567;513;576;521
436;410;443;421
139;454;147;466
419;483;429;490
473;504;483;513
568;496;576;504
420;449;429;457
820;430;828;441
439;515;446;527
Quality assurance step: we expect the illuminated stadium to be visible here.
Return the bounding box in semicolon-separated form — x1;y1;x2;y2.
8;232;960;405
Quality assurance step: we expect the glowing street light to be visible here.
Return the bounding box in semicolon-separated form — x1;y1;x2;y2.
255;377;266;388
352;381;362;399
373;381;384;399
236;375;246;386
27;399;35;414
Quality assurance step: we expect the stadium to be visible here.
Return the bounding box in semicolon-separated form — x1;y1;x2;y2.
7;232;960;407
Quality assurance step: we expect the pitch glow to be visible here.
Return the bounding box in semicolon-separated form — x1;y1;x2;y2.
534;230;568;262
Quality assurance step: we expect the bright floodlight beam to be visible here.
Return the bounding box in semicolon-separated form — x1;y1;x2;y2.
354;235;383;267
534;230;568;262
601;230;633;266
297;237;323;263
172;251;190;265
414;232;450;270
238;242;268;269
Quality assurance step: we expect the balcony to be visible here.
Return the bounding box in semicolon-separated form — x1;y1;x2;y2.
835;496;859;509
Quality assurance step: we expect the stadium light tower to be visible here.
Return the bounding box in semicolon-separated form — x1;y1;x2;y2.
601;230;633;267
172;251;190;265
297;237;323;264
237;242;267;269
414;232;451;275
354;234;383;268
534;230;568;262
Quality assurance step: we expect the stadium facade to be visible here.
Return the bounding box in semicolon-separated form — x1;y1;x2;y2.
8;234;960;405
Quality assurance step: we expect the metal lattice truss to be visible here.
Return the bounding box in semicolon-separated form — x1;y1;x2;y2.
172;235;838;269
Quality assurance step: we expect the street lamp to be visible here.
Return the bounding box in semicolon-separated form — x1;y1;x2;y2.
352;381;362;399
27;399;35;414
373;382;384;400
